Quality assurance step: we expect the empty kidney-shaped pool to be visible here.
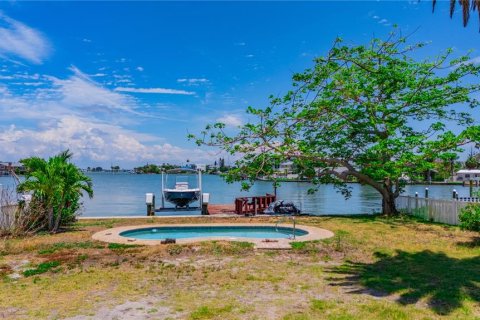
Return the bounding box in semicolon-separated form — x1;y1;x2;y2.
120;225;308;240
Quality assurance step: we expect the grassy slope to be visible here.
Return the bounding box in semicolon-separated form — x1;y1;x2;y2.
0;215;479;319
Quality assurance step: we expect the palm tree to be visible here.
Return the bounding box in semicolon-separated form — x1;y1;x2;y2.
17;150;93;233
432;0;480;29
465;154;480;169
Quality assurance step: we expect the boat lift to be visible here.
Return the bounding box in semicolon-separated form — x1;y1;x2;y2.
146;168;208;215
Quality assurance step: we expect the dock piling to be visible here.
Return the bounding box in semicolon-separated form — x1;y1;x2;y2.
201;193;210;215
146;193;155;216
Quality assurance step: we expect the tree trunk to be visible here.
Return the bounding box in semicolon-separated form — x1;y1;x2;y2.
52;204;64;234
47;207;54;231
381;191;398;216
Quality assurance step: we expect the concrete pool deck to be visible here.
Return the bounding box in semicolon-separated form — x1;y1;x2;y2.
92;223;334;249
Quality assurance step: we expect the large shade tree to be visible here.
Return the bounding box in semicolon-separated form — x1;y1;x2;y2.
17;150;93;233
192;31;480;215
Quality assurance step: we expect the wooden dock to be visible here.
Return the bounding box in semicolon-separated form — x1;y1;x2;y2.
207;204;236;215
206;194;276;216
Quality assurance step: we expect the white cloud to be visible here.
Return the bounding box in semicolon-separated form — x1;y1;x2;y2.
177;78;209;84
11;82;44;86
136;66;144;72
0;68;210;165
115;79;132;84
450;56;480;70
234;42;246;46
369;12;391;27
0;116;209;164
115;87;195;95
245;54;254;58
466;56;480;64
48;66;139;114
0;13;51;64
82;38;91;43
217;114;242;127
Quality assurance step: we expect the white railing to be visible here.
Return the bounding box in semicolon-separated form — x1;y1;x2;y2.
395;196;478;225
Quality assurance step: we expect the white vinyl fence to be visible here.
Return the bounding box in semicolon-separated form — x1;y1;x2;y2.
395;196;479;225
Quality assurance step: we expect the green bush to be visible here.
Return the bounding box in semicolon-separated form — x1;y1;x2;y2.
459;203;480;231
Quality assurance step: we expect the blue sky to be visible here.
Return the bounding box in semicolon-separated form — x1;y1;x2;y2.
0;1;478;168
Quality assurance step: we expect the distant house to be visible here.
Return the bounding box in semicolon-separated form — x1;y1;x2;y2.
195;164;207;172
270;161;299;179
277;161;295;175
456;169;480;181
423;169;438;183
0;162;25;176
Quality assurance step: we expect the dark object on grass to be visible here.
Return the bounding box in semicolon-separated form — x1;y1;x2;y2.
264;201;301;215
161;238;176;244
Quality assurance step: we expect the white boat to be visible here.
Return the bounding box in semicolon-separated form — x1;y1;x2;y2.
162;168;201;208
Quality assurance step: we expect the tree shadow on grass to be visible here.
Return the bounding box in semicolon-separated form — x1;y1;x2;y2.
327;250;480;315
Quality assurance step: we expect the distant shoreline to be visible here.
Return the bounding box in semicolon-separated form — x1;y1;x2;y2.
257;177;466;186
1;172;471;187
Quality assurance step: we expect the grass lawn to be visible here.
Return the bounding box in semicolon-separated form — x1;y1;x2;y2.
0;215;479;319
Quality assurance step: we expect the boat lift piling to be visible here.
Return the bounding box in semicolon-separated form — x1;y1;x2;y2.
161;170;165;209
146;193;155;216
198;169;203;209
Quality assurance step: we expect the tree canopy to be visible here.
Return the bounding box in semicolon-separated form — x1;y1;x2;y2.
192;31;480;215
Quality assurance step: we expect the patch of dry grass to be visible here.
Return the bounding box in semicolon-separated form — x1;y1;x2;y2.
0;215;478;319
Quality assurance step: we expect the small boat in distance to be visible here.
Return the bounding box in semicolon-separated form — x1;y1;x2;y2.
162;168;201;209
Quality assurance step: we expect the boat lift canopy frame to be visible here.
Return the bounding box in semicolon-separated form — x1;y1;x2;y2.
157;168;203;212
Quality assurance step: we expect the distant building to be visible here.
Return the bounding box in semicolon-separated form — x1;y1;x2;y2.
184;163;197;170
196;164;207;171
219;158;225;169
456;169;480;181
423;169;438;183
276;161;295;175
271;161;299;179
0;162;25;176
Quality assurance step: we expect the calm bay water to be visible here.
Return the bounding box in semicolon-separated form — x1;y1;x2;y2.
0;173;475;217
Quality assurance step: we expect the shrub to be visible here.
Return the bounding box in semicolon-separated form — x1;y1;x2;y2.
0;187;49;237
459;203;480;232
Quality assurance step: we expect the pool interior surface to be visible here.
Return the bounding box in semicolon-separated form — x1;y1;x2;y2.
120;225;308;240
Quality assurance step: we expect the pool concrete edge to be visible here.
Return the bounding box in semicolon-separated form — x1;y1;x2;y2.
92;223;334;250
